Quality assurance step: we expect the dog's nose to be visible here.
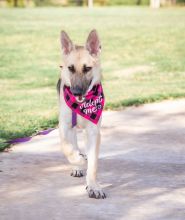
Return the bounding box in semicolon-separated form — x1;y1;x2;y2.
71;86;83;96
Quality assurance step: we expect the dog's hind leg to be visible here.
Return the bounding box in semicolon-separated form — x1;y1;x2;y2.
85;124;106;199
59;123;86;177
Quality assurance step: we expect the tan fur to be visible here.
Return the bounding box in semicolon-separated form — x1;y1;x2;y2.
61;46;102;91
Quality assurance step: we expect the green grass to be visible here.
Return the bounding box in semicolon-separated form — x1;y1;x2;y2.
0;7;185;151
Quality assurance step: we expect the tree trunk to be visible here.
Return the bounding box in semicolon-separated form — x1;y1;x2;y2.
14;0;18;7
88;0;93;8
150;0;160;8
76;0;83;6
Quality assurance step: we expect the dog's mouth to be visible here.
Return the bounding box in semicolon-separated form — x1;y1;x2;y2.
75;95;85;103
71;80;92;103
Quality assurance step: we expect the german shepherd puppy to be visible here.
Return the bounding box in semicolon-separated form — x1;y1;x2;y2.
57;30;106;199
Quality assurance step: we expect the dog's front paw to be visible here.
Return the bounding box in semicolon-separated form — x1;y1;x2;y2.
71;168;85;177
67;151;87;166
86;185;106;199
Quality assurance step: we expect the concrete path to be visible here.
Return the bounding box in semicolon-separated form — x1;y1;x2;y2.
1;99;185;220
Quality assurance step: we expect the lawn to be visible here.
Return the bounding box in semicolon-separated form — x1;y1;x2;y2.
0;7;185;150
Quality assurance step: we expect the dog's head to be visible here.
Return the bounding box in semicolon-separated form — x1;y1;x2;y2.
60;30;102;101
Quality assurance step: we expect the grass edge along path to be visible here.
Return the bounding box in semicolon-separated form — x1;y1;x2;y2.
1;94;185;152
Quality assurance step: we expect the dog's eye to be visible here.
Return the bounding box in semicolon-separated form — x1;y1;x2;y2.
68;65;75;73
83;65;92;74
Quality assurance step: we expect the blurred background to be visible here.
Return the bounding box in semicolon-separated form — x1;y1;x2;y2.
0;0;185;7
0;1;185;150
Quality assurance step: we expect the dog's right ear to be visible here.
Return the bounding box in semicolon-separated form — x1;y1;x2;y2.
60;31;74;55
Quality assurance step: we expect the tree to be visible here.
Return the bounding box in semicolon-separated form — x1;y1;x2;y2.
88;0;93;7
13;0;18;6
150;0;160;8
76;0;83;6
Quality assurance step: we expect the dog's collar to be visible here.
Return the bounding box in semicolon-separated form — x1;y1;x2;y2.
63;84;105;127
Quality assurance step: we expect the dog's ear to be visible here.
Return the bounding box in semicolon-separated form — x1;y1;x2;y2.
60;31;74;55
86;29;101;56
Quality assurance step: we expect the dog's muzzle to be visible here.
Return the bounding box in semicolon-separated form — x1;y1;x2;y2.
71;86;83;96
71;86;85;103
71;80;92;103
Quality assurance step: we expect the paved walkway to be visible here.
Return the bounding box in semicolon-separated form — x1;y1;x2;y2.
1;99;185;220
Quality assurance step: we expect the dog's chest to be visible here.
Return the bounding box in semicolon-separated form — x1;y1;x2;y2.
76;115;87;129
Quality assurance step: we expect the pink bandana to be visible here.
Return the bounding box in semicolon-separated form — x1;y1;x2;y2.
63;84;105;125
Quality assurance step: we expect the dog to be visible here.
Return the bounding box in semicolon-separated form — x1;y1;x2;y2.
57;30;106;199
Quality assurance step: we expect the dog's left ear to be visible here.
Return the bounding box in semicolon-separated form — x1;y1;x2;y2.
86;29;101;56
